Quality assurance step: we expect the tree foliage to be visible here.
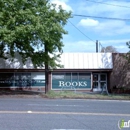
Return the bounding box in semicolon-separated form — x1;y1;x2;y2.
0;0;71;68
126;41;130;62
101;46;118;53
126;41;130;52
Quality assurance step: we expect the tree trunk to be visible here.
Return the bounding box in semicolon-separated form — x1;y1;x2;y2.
45;45;49;94
45;63;48;94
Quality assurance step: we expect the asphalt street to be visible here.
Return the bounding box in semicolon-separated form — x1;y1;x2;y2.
0;97;130;130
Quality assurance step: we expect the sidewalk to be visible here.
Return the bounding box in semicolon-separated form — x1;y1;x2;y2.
0;90;129;100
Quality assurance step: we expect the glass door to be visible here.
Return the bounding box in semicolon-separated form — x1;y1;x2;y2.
93;74;99;89
93;73;107;91
100;74;107;91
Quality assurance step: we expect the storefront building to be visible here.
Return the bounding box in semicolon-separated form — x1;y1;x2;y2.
50;53;112;92
0;52;129;93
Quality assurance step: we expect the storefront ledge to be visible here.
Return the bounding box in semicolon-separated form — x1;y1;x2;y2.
93;88;102;92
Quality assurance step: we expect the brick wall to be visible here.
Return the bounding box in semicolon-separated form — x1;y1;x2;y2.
110;53;130;90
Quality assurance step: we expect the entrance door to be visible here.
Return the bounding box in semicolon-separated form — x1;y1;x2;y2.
93;73;107;92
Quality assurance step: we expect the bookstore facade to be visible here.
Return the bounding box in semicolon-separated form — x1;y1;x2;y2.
0;53;129;92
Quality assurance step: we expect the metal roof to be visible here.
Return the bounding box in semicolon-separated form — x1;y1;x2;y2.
59;53;113;69
0;52;113;69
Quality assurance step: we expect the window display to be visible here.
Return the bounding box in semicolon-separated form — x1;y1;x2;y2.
0;72;45;89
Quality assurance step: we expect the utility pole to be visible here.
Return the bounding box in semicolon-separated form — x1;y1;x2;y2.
96;40;98;53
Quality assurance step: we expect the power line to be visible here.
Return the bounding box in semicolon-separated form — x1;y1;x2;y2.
68;20;95;43
86;0;130;8
72;14;130;21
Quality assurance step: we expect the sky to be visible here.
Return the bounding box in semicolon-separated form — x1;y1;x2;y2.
51;0;130;53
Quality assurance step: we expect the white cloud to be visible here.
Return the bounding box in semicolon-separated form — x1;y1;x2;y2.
51;0;73;11
78;18;99;27
77;18;130;36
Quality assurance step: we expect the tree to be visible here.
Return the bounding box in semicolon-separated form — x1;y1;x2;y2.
126;41;130;62
126;41;130;52
0;0;71;92
101;46;118;53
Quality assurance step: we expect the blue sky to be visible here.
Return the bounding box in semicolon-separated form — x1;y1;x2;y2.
51;0;130;53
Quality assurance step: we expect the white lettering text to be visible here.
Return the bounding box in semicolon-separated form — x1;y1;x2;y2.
59;81;88;87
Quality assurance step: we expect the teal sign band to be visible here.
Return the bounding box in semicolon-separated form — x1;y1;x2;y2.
52;73;91;89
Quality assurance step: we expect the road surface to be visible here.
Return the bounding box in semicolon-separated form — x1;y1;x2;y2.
0;97;130;130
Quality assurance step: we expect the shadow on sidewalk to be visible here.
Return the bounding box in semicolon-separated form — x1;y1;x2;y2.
0;89;45;96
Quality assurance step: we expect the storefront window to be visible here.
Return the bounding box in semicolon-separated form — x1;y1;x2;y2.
52;73;64;80
79;73;91;80
0;73;14;87
0;72;45;89
14;73;31;88
92;73;107;91
100;82;106;89
100;74;106;81
72;73;78;81
52;72;91;89
65;73;71;81
93;82;98;88
93;74;98;81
